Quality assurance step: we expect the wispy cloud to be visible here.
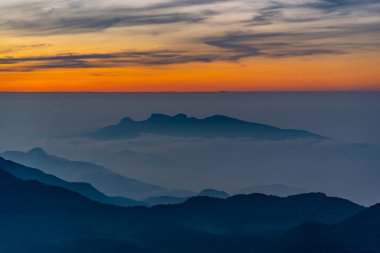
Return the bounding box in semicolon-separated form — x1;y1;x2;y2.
0;50;221;71
0;0;220;35
0;0;379;71
1;11;211;36
304;0;380;11
0;43;50;54
0;40;348;71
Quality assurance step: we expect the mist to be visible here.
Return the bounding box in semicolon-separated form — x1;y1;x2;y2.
1;92;379;205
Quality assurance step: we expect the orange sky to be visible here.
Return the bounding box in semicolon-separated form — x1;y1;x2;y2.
0;0;379;91
1;52;379;92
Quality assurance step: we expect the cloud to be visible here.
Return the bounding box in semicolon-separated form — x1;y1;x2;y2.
2;18;379;71
150;0;230;9
0;39;346;71
305;0;380;11
0;0;220;35
0;43;50;54
204;32;344;59
247;0;380;25
5;22;377;71
2;12;209;35
204;12;380;59
0;0;379;71
0;50;223;71
42;133;380;206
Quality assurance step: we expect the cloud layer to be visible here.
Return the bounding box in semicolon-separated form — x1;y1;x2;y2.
0;0;379;71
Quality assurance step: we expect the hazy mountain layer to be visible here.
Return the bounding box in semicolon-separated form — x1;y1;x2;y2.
0;156;143;207
88;113;328;140
235;184;306;197
278;203;380;252
0;166;367;253
1;148;192;199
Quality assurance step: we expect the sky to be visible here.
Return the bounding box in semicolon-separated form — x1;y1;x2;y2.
0;0;380;91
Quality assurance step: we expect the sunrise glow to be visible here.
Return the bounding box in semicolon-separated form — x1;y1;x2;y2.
1;0;379;91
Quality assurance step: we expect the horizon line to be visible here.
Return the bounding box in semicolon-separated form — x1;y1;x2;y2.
1;90;380;94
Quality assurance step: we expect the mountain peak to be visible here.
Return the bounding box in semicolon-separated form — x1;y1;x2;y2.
199;188;229;198
119;117;134;124
148;113;172;121
174;113;188;119
27;147;48;156
147;113;191;122
205;114;243;123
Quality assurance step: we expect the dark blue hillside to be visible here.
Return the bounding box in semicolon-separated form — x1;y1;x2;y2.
0;164;369;253
0;156;143;207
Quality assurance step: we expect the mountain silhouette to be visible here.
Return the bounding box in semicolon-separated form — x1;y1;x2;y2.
143;189;229;206
148;193;363;236
87;113;328;140
33;239;149;253
199;189;229;198
235;184;307;197
0;167;129;252
1;148;190;199
143;196;188;206
278;203;380;252
0;156;143;207
0;167;366;253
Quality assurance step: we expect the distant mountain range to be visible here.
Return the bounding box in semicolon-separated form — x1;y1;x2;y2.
0;165;364;253
278;203;380;253
198;188;229;198
1;166;370;252
0;148;309;204
144;186;307;206
235;184;306;197
143;196;188;206
0;152;231;207
144;188;229;206
0;156;143;207
1;148;193;200
86;113;328;140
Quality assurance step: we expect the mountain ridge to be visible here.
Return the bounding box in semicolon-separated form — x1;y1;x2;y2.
278;203;380;252
0;168;369;253
87;113;329;140
1;148;190;199
0;156;143;207
235;184;307;197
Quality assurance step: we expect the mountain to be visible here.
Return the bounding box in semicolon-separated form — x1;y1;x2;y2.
235;184;307;197
278;203;380;253
144;189;229;206
32;239;149;253
1;148;183;199
0;167;138;252
0;156;143;207
87;113;328;140
143;196;188;206
142;189;229;206
0;169;365;253
149;193;363;236
199;189;229;198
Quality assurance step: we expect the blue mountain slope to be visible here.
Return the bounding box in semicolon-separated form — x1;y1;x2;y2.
199;189;229;198
0;168;367;253
143;189;229;206
278;203;380;252
143;196;188;206
1;148;177;199
235;184;307;197
0;156;143;207
150;193;364;236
